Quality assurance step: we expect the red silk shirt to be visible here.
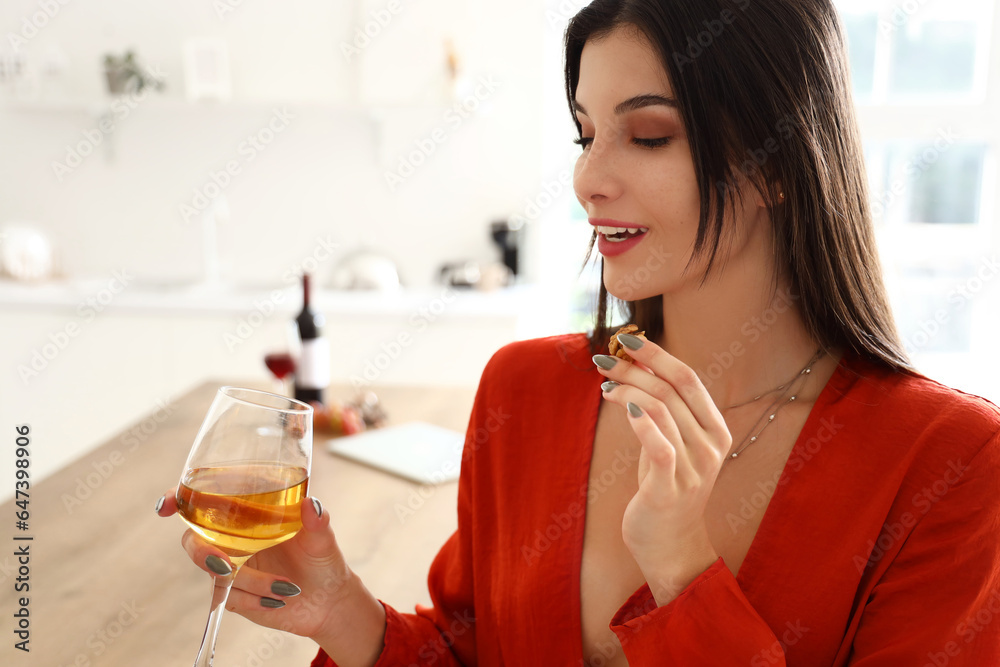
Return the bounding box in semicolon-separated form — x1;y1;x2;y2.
313;333;1000;666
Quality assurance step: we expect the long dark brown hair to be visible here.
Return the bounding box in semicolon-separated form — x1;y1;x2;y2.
565;0;915;373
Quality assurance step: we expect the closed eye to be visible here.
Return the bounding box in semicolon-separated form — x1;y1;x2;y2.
633;137;672;149
573;136;672;150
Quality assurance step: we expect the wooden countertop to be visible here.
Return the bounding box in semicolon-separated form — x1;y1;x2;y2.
0;380;476;667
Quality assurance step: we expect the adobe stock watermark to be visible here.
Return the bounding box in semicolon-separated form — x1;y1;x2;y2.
672;0;751;72
729;114;797;183
871;128;959;221
522;447;640;565
752;620;811;666
578;573;696;666
0;556;16;587
609;244;673;301
694;285;801;391
544;0;588;30
927;587;1000;666
17;269;134;385
224;234;340;352
55;599;144;665
725;416;844;533
403;610;476;667
383;76;501;192
854;458;967;574
509;167;574;230
394;404;511;523
62;397;176;514
178;107;295;224
51;71;165;182
339;0;409;62
879;0;934;36
7;0;73;52
232;629;286;667
348;287;459;387
901;254;999;356
213;0;250;20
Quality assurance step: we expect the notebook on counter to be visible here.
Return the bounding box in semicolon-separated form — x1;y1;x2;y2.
326;421;465;485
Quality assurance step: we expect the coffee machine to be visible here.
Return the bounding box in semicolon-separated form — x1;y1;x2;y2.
490;217;523;279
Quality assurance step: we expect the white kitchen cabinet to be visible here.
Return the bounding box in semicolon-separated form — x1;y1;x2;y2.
0;282;560;501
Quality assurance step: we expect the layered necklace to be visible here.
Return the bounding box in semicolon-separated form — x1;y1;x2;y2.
720;347;826;465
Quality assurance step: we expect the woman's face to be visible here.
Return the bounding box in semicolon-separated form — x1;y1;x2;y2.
573;27;758;301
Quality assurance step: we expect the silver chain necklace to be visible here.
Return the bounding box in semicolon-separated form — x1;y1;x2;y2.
721;347;825;465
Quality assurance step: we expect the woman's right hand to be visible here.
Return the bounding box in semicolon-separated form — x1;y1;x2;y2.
156;489;386;667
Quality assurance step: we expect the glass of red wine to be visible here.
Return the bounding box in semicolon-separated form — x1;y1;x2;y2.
264;352;295;397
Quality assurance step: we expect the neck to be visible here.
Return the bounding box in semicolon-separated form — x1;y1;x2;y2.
653;233;829;409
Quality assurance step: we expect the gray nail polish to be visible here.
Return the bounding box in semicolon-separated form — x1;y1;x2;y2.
311;497;324;518
154;495;165;514
617;334;645;351
260;597;286;609
627;402;644;418
205;555;232;576
601;381;620;393
271;580;301;597
593;354;619;370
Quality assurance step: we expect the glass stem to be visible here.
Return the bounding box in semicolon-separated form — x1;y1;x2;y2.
192;563;242;667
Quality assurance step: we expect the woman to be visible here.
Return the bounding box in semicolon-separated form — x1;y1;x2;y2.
158;0;1000;664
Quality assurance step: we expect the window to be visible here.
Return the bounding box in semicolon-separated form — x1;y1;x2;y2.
838;0;1000;401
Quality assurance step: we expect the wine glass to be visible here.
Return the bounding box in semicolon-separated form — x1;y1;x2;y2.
175;386;313;667
263;321;301;396
264;352;296;396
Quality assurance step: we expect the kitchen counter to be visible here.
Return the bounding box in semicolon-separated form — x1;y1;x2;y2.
0;379;473;667
0;278;547;319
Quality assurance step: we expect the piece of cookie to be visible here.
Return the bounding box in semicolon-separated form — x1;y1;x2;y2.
609;324;647;360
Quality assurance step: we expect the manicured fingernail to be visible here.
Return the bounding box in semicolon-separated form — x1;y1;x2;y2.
154;495;165;514
627;402;644;418
205;555;232;576
617;334;645;351
260;597;286;609
271;580;301;597
593;355;619;370
311;497;324;518
601;381;620;393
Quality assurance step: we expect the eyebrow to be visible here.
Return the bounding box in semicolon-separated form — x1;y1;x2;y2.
574;94;679;116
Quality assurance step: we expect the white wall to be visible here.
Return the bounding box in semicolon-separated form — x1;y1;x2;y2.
0;0;559;497
0;0;546;288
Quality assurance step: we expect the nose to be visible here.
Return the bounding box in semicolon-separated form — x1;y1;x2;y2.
573;135;624;206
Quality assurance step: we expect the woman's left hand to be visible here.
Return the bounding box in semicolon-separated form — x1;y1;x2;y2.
593;335;732;601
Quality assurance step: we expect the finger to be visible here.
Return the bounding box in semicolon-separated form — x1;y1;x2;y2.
623;337;728;439
180;528;235;578
287;496;342;561
598;356;702;453
602;374;692;484
602;382;685;451
225;584;291;615
599;336;728;443
155;488;178;517
622;399;680;486
683;419;729;474
278;497;352;599
232;564;301;600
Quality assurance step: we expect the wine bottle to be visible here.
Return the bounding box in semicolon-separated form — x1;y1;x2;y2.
293;274;329;405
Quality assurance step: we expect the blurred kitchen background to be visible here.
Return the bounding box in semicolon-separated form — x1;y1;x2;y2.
0;0;998;496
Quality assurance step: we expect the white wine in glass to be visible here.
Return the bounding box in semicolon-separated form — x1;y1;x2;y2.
175;387;313;667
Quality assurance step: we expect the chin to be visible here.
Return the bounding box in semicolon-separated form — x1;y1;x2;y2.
603;269;663;303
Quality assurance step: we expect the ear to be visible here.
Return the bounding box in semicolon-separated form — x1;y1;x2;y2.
757;182;784;208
